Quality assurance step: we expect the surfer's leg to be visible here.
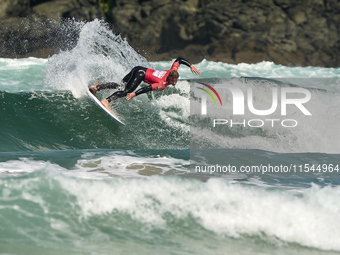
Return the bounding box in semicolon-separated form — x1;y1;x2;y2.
105;91;127;102
123;66;147;93
100;90;126;112
97;82;120;90
90;82;120;96
104;66;147;102
100;99;111;112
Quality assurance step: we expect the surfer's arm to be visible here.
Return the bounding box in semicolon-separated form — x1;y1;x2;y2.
174;57;192;67
173;57;200;75
126;85;153;100
135;85;153;95
126;82;167;100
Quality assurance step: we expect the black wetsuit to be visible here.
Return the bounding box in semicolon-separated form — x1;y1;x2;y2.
95;66;148;102
96;57;191;102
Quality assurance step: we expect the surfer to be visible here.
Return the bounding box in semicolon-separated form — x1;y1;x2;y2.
89;57;200;112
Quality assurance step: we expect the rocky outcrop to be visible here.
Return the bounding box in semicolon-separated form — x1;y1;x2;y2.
0;0;101;20
0;0;102;58
0;0;339;67
111;0;339;67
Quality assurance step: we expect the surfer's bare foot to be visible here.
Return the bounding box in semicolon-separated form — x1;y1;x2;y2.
89;86;97;96
101;99;111;112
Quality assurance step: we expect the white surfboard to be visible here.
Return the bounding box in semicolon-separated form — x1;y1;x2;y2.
87;89;126;126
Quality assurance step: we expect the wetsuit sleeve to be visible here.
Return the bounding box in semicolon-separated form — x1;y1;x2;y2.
135;85;153;96
174;57;192;67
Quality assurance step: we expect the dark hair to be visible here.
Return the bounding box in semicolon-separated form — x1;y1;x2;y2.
168;70;179;79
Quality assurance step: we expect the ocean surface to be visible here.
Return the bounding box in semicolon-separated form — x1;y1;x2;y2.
1;19;340;255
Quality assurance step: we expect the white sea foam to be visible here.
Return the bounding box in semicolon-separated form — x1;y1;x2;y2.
0;158;64;176
55;175;340;251
0;152;189;179
0;57;47;92
152;93;190;133
0;57;47;70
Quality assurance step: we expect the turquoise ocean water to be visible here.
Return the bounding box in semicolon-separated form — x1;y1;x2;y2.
1;19;340;255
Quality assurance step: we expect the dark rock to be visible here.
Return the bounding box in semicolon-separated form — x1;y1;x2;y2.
31;0;101;20
0;17;81;58
0;0;339;67
0;0;30;18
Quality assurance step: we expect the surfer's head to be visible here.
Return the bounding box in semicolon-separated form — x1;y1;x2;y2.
168;70;179;85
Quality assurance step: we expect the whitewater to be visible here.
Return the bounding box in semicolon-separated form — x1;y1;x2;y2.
0;19;340;255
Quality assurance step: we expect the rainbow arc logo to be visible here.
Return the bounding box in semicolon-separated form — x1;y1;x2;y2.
197;82;222;115
196;82;222;106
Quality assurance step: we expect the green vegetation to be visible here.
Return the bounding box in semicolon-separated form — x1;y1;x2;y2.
97;0;114;21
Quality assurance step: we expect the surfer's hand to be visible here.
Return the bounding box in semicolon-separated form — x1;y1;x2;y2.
126;93;136;100
190;65;200;75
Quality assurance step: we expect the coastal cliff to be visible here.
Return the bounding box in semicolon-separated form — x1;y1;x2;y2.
0;0;339;66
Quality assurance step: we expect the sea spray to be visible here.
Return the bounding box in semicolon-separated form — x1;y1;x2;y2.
43;19;149;98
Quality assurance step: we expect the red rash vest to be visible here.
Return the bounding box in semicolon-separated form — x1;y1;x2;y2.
144;61;180;91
